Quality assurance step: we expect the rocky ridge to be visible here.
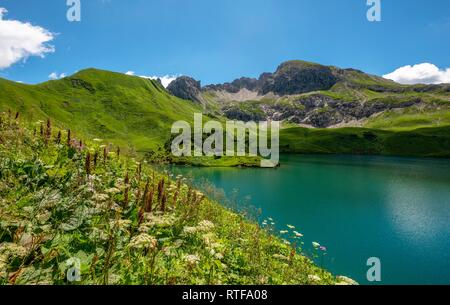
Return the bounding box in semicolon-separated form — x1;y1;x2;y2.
166;60;449;128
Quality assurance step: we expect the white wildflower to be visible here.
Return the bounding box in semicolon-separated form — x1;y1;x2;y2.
138;223;151;233
129;234;158;250
40;225;52;232
197;220;215;232
105;188;120;194
108;273;121;284
201;232;216;245
93;193;109;202
162;246;176;257
308;274;322;283
272;254;289;261
89;228;109;242
293;231;303;238
173;239;184;248
336;276;359;285
36;210;51;223
0;243;27;258
0;257;7;278
184;254;200;267
143;214;177;227
110;219;131;231
182;226;198;236
259;276;268;284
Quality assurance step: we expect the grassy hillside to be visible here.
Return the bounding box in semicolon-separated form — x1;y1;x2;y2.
0;69;201;153
0;113;348;285
364;107;450;130
280;126;450;158
1;68;449;165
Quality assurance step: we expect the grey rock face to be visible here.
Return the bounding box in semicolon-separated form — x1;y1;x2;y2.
222;94;423;128
203;61;338;96
204;77;260;93
167;76;203;103
261;61;338;95
166;60;440;128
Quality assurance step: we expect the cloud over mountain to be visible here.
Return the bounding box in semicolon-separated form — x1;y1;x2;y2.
124;71;178;88
49;72;66;80
383;63;450;85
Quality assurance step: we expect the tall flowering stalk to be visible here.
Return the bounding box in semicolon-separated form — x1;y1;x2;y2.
103;146;108;163
45;119;52;144
85;152;91;176
56;131;61;144
145;187;154;213
124;172;129;207
93;151;98;167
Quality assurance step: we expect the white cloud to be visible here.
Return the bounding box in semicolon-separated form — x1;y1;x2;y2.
146;75;178;88
383;63;450;85
49;72;66;80
0;7;55;69
124;71;178;88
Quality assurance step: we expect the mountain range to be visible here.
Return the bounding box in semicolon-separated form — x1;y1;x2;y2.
1;60;449;162
168;60;450;129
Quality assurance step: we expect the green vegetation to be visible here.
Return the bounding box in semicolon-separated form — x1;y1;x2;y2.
170;156;261;167
0;112;344;285
0;69;201;154
280;126;450;158
1;68;449;167
365;108;450;130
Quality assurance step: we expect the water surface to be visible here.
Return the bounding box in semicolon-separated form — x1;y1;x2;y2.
169;155;450;284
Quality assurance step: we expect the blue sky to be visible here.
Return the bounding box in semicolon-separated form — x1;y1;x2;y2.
0;0;449;85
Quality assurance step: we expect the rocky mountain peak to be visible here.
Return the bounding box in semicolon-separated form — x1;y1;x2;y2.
167;76;203;104
201;60;340;96
260;60;339;95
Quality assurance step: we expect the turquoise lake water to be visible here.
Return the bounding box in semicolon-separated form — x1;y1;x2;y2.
169;155;450;284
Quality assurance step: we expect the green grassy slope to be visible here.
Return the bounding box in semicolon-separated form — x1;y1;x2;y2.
0;69;202;153
280;126;450;158
0;113;343;285
364;107;450;130
1;68;449;163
